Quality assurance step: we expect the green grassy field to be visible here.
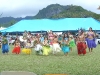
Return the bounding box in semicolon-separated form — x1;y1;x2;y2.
0;45;100;75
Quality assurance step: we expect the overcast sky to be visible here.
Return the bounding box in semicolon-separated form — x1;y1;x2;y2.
0;0;100;18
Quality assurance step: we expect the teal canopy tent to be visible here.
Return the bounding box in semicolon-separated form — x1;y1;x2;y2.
1;18;100;32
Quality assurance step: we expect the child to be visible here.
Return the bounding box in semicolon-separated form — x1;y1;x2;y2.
12;39;20;54
34;40;43;55
61;39;70;56
52;36;61;55
69;37;76;51
22;39;32;54
42;37;51;55
1;36;9;54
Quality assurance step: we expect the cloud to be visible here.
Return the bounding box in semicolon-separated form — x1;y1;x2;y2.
0;0;100;18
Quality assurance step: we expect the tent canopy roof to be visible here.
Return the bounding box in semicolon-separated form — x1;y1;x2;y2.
1;18;100;32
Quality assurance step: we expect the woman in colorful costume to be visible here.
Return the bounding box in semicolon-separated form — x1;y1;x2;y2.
61;39;70;56
76;30;87;55
86;27;96;52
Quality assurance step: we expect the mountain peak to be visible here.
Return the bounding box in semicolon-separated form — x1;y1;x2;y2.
34;4;97;19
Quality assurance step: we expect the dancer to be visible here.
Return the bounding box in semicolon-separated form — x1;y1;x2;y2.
86;27;96;52
52;36;61;55
1;36;9;54
42;37;51;55
22;39;32;54
48;30;54;45
77;30;87;55
63;33;68;41
12;38;20;54
61;39;70;56
68;32;76;51
34;40;43;55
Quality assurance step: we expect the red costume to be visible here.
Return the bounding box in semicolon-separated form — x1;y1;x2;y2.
12;42;20;54
77;42;87;55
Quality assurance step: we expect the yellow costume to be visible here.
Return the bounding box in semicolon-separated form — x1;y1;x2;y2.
22;48;31;54
22;42;32;54
42;46;51;55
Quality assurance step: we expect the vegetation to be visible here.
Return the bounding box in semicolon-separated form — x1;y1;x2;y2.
34;4;68;19
0;19;17;27
34;4;100;21
0;16;33;27
0;45;100;75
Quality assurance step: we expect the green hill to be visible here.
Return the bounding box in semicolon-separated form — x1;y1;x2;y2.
34;4;67;19
34;4;100;21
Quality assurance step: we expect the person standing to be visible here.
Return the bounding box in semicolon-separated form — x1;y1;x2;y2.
42;37;51;55
34;40;43;55
22;39;32;55
52;36;61;55
12;38;20;54
67;32;76;51
86;27;96;52
1;36;9;54
48;30;54;45
61;39;70;56
76;30;87;55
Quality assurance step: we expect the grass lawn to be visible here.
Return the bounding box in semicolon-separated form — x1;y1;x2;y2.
0;45;100;75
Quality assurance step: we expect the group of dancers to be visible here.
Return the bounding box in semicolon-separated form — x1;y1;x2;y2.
0;27;97;56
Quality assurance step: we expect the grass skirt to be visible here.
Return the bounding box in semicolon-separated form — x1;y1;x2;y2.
86;38;96;48
77;42;87;55
69;39;76;48
42;46;51;55
22;48;31;54
62;46;70;54
2;44;9;53
12;46;20;54
52;43;61;54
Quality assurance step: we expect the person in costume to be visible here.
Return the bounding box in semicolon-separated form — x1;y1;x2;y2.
39;34;44;43
69;37;76;51
52;36;61;55
48;30;54;45
22;39;32;54
63;33;68;41
76;30;87;55
34;40;43;55
12;38;20;54
61;39;70;56
58;35;63;47
68;32;76;51
86;27;96;52
42;37;51;55
1;36;9;54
